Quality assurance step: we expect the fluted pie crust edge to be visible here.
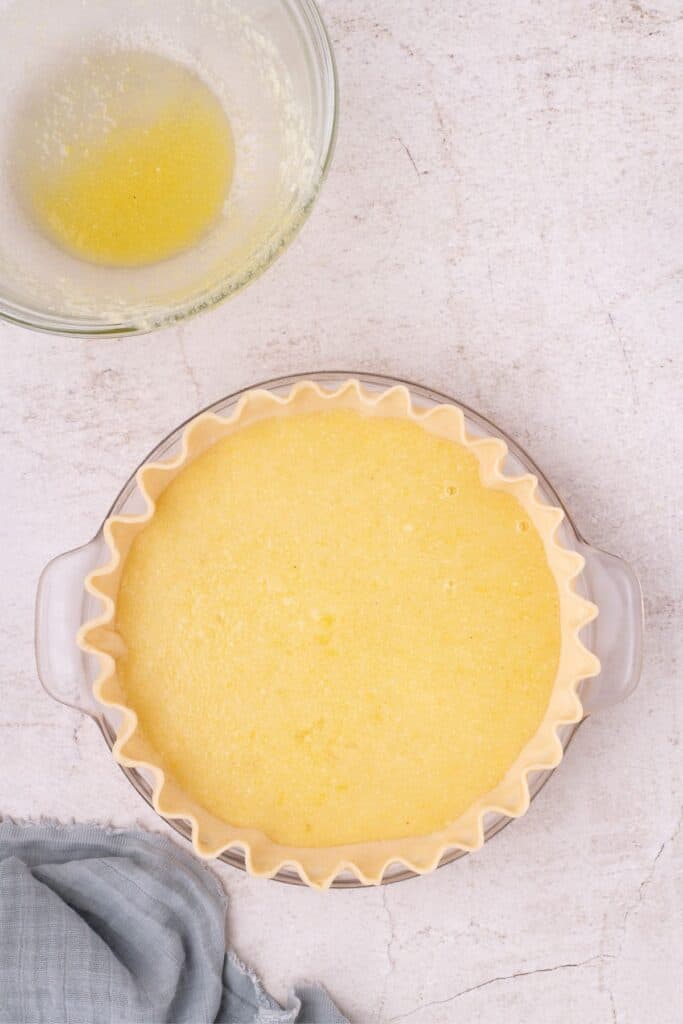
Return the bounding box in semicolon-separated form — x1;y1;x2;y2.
79;380;600;888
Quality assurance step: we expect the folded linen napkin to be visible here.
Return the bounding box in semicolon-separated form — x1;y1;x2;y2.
0;821;347;1024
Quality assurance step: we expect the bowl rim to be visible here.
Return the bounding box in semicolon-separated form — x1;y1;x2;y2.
0;0;339;338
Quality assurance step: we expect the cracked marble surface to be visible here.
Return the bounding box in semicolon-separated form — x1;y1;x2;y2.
0;2;681;1021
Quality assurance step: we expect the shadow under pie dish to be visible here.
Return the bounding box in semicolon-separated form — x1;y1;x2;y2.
70;377;604;887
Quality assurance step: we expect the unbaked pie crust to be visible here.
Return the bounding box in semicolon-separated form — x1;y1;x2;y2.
79;380;599;888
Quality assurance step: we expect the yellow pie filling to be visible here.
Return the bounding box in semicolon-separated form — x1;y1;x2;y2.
115;409;561;848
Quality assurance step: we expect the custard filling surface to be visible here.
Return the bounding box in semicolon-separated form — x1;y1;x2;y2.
116;410;561;847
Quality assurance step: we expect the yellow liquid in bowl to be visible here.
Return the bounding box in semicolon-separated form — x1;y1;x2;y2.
19;52;234;267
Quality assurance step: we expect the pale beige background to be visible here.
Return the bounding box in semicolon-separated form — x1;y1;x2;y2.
1;2;681;1022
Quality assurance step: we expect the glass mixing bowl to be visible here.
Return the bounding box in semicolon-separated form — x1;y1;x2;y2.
0;0;337;336
35;373;643;887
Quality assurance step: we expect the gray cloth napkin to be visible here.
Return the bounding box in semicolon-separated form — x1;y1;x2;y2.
0;821;347;1024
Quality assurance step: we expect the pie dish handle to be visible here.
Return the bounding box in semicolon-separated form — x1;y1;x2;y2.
35;537;104;720
576;543;644;714
34;534;641;721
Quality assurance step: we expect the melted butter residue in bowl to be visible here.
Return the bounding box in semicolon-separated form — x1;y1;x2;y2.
17;51;235;267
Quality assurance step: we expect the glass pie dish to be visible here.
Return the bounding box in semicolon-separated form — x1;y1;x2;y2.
35;372;644;887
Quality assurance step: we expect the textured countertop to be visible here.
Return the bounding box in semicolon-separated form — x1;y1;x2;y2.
1;2;681;1022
